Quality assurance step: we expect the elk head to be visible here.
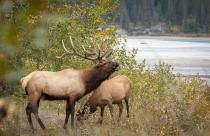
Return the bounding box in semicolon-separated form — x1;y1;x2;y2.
57;36;119;94
76;102;97;123
76;104;89;122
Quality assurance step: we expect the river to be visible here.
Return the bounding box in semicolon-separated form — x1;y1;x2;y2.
123;36;210;84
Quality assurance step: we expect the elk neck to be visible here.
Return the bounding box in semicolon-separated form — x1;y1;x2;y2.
81;67;111;95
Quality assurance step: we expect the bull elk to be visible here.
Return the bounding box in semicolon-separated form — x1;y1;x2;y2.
76;75;131;124
20;37;119;130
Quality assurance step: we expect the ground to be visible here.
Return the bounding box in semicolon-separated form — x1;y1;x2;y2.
0;96;137;136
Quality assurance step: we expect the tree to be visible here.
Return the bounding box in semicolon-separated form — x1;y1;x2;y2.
0;0;120;96
117;0;210;32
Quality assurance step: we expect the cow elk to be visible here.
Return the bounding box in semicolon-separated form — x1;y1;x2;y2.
76;75;131;124
20;36;119;130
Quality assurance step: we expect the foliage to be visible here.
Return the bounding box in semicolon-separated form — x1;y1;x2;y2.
1;61;210;135
0;0;210;136
117;56;210;135
0;0;119;95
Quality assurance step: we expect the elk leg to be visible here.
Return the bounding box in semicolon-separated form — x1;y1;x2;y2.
69;100;75;128
108;102;114;118
117;102;123;121
64;99;71;129
34;113;45;130
98;106;105;125
26;103;34;130
32;100;46;130
125;97;129;118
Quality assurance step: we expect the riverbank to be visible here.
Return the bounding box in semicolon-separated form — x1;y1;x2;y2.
123;36;210;84
124;35;210;42
143;33;210;38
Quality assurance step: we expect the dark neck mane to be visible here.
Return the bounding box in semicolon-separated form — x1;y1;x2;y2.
81;68;110;95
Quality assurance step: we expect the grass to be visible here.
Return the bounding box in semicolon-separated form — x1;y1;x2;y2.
1;63;210;136
0;97;139;136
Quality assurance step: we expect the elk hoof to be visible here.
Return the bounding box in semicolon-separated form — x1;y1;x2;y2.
63;124;67;129
71;123;75;129
97;118;103;125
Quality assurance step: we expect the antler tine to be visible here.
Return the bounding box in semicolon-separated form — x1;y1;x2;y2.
56;40;74;59
57;36;112;62
92;40;113;61
96;39;112;60
68;36;99;61
90;38;100;57
81;43;86;52
81;41;97;57
69;36;77;52
56;52;70;59
61;40;70;53
101;50;113;59
97;43;101;58
92;41;102;60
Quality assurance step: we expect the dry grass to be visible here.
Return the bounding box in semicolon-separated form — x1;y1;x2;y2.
0;98;139;136
1;64;210;136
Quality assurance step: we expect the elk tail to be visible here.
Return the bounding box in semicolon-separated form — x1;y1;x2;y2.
20;73;33;95
20;77;28;95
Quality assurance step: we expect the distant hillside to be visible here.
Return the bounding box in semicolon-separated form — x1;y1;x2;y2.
117;0;210;34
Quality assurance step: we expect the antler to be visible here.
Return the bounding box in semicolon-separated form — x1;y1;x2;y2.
56;36;112;62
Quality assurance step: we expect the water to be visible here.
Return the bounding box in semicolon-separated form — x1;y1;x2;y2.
123;36;210;82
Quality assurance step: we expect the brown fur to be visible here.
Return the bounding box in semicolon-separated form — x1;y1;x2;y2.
77;75;131;124
21;61;118;130
0;98;7;121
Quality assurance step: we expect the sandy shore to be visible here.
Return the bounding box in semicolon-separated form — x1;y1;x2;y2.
127;36;210;42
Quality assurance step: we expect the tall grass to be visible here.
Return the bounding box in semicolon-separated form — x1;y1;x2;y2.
0;62;210;136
